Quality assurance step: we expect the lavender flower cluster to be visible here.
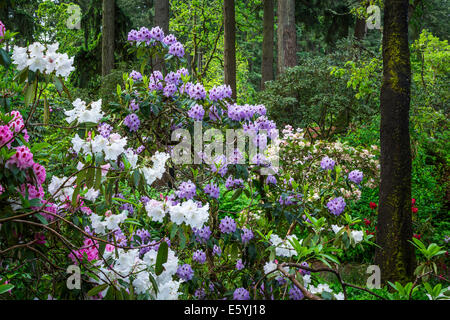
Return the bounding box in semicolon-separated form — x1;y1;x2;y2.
327;196;346;216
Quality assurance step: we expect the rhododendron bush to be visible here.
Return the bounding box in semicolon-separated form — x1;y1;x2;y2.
0;25;446;301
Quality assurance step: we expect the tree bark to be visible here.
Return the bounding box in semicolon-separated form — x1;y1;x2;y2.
261;0;274;90
375;0;415;285
101;0;115;76
224;0;236;100
354;17;367;40
277;0;296;75
154;0;169;34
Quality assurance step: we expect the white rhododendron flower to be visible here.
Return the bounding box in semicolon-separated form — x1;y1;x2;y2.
48;176;76;202
269;234;299;257
145;200;166;223
351;230;364;243
124;149;139;169
71;132;127;161
331;224;343;234
93;246;182;299
141;152;170;186
89;211;128;235
11;42;74;78
84;188;99;201
65;98;104;124
167;200;209;229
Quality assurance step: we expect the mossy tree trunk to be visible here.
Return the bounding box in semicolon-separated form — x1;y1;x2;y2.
101;0;115;76
374;0;416;285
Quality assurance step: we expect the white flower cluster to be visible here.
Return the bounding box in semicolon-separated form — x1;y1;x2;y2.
48;175;76;202
269;234;299;257
90;211;129;235
168;200;209;229
12;42;74;78
84;188;100;202
65;98;104;124
145;198;210;229
72;132;127;161
140;152;171;186
263;260;289;276
307;283;344;300
97;246;182;299
331;225;364;244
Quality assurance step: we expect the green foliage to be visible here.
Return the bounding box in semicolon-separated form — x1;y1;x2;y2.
258;50;378;136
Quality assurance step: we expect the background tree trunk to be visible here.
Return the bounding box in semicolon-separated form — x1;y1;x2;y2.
261;0;274;90
375;0;416;285
354;17;367;40
277;0;296;75
154;0;169;34
224;0;237;100
101;0;115;76
153;0;169;71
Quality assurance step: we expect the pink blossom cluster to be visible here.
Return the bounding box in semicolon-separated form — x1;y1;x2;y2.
0;20;5;40
68;237;100;264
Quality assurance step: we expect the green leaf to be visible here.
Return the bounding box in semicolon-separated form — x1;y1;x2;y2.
231;189;243;201
0;284;14;294
0;48;11;69
24;80;37;108
94;167;102;190
155;241;169;276
87;283;108;297
54;77;63;93
35;213;49;225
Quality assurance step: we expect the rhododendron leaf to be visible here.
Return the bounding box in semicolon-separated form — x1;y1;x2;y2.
54;77;63;93
0;284;14;295
231;189;242;201
133;170;140;187
123;218;142;227
94;167;102;190
148;273;158;295
72;184;81;207
24;80;37;108
86;167;95;189
87;283;108;297
35;213;48;225
155;241;169;276
170;224;178;239
0;48;11;69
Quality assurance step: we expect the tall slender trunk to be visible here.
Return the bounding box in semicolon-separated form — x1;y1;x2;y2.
354;17;367;40
375;0;415;285
154;0;169;34
261;0;274;90
101;0;115;76
153;0;170;71
277;0;296;75
224;0;236;100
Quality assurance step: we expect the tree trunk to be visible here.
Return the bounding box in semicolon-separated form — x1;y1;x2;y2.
261;0;274;90
375;0;415;285
354;1;367;40
224;0;236;100
101;0;115;76
277;0;296;75
153;0;170;71
154;0;169;34
354;17;367;40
